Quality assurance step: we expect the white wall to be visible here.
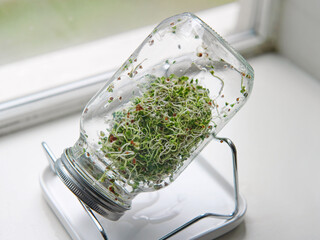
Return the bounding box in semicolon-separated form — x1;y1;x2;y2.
276;0;320;80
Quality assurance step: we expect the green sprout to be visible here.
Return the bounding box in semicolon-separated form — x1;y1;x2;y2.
99;75;214;189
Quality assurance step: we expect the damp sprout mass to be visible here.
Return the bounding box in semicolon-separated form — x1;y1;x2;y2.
99;74;214;190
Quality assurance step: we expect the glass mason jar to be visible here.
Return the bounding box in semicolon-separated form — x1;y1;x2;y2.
56;12;254;220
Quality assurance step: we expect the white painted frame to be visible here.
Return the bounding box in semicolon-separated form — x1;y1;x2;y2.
0;1;280;135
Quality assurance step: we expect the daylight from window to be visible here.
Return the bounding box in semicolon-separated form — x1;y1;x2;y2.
0;0;238;103
0;0;235;65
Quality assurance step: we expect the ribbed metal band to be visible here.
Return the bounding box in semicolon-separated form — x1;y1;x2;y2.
54;151;130;221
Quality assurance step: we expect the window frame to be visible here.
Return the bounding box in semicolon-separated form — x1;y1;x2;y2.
0;0;280;136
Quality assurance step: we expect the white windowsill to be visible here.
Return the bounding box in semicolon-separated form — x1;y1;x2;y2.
1;53;319;239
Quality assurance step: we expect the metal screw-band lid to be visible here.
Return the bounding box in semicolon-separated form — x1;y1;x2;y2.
55;151;130;221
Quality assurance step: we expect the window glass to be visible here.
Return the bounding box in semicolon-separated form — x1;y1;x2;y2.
0;0;240;104
0;0;236;65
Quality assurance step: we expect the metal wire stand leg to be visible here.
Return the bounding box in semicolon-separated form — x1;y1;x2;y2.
42;142;108;240
159;137;239;240
42;136;239;240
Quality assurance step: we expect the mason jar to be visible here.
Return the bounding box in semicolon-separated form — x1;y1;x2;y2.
55;12;254;220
